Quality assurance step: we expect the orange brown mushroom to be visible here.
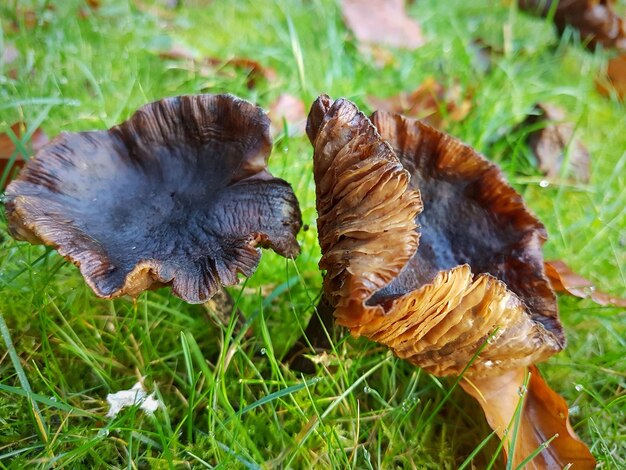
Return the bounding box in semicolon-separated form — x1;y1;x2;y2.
4;94;302;303
306;95;595;469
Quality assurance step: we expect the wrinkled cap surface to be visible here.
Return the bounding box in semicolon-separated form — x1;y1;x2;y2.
307;95;564;377
5;94;302;303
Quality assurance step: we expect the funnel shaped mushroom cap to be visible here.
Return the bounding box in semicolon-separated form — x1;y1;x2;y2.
307;95;593;468
307;95;563;378
5;94;302;303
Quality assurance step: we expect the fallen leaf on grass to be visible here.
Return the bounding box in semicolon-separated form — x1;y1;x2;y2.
469;38;503;73
519;0;626;52
132;0;178;20
523;103;590;182
545;260;626;307
341;0;425;50
367;77;472;128
106;382;163;418
9;7;49;32
268;94;307;137
1;43;19;80
158;45;277;88
596;54;626;100
462;366;596;469
0;123;49;188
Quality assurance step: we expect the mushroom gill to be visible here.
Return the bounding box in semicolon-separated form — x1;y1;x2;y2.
5;94;302;303
307;95;595;468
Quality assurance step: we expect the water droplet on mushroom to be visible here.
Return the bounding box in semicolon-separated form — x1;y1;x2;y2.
484;360;494;367
539;180;549;188
131;246;136;250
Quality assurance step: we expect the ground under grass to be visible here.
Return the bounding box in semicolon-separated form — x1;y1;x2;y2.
0;0;625;468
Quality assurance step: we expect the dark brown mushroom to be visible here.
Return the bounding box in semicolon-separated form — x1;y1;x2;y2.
306;95;595;468
4;94;302;303
519;0;626;52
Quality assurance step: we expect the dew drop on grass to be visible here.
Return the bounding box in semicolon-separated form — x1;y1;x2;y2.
517;385;527;397
582;286;595;296
260;347;266;355
575;384;583;392
97;428;109;437
539;180;550;188
363;386;371;394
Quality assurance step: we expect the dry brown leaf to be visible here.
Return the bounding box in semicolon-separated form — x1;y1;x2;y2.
132;0;178;19
469;38;503;73
158;45;277;89
1;43;19;80
596;54;626;100
341;0;425;50
367;77;472;129
519;0;626;51
268;94;307;138
545;260;626;307
462;366;596;469
8;8;41;31
524;103;590;183
0;123;49;189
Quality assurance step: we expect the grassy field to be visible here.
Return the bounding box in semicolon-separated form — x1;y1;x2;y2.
1;0;625;468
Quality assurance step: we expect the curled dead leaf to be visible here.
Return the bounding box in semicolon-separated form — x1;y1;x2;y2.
469;38;503;73
367;77;472;129
524;103;590;183
158;45;277;89
462;366;596;469
268;94;307;138
1;43;19;80
341;0;425;52
596;54;626;100
519;0;626;51
545;260;626;307
0;123;49;189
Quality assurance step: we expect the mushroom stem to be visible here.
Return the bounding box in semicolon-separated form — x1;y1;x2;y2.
285;296;336;374
461;367;596;469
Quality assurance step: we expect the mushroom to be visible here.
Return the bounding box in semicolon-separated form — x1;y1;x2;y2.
306;95;595;468
519;0;626;52
4;94;302;303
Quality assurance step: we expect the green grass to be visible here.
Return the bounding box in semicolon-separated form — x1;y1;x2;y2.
1;0;625;468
